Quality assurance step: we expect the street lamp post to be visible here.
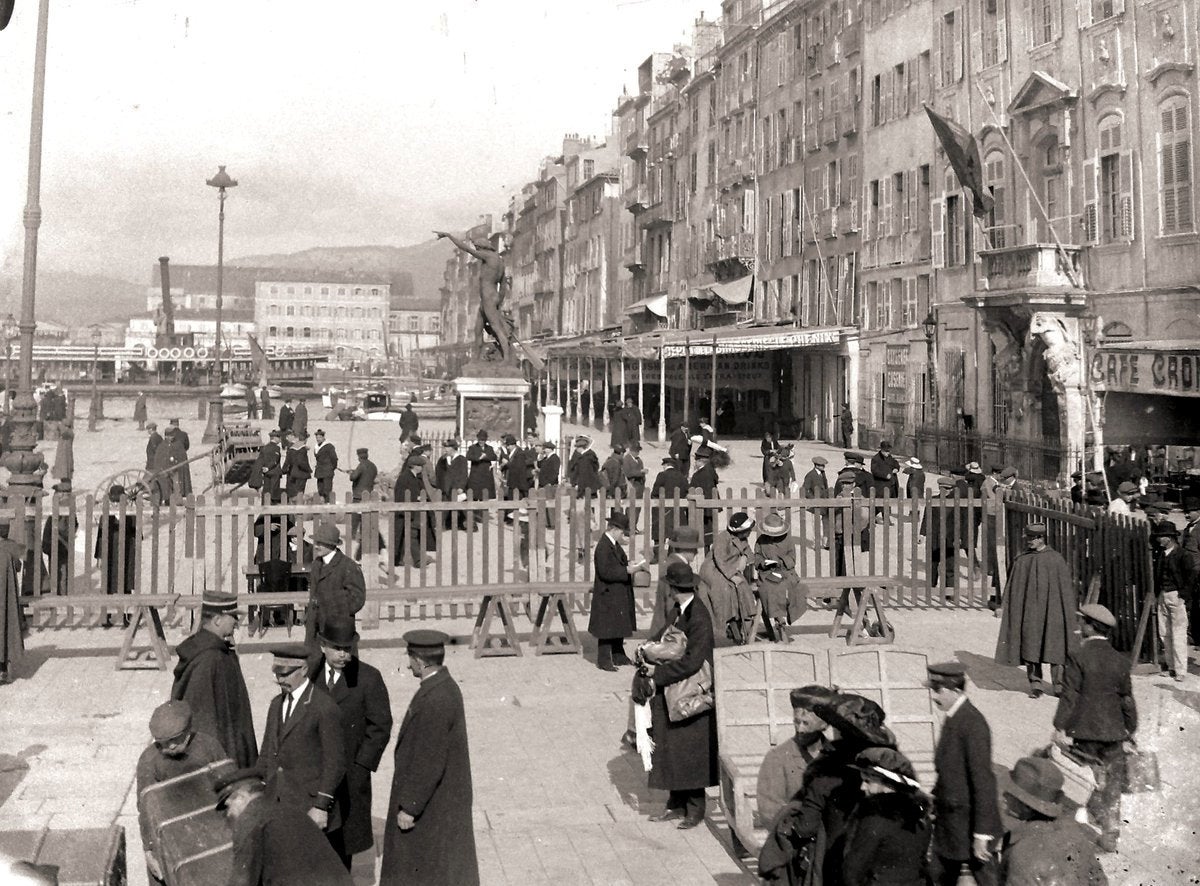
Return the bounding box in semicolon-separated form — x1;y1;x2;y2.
203;165;237;444
3;0;52;500
2;314;16;415
87;325;101;431
923;310;940;470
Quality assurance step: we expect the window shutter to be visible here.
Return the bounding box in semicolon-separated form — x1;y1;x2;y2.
955;8;966;81
882;177;894;237
844;253;856;325
932;33;943;93
931;197;946;267
1176;139;1194;231
1022;0;1032;48
970;0;983;68
1158;129;1174;235
1082;158;1100;244
996;11;1008;62
1118;150;1134;240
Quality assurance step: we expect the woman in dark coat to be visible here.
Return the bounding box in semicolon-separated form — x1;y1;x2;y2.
96;485;138;598
841;747;931;886
761;431;778;483
642;561;718;827
753;512;807;640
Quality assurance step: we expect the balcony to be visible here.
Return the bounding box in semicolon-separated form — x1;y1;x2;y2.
706;231;755;266
624;131;648;158
624;241;646;271
980;244;1085;292
665;132;682;158
842;27;861;57
625;185;650;213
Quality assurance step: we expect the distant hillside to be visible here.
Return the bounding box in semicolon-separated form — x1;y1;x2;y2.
230;239;456;301
0;271;145;326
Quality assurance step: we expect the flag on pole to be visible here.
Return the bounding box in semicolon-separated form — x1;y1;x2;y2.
923;103;993;218
247;333;270;385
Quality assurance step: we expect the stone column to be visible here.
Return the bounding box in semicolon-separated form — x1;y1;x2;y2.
1030;313;1087;484
541;403;564;445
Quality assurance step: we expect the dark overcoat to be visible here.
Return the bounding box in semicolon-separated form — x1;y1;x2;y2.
690;463;720;546
228;795;352;886
145;431;163;470
278;404;294;434
292;401;309;438
1000;818;1108;886
171;629;258;767
648;595;718;791
95;513;137;594
1052;636;1138;742
802;468;828;498
256;681;346;830
536;452;560;487
668;427;691;474
314;442;338;480
309;656;394;854
133;394;148;424
841;792;932;886
931;698;1002;862
465;442;497;498
305;551;366;649
380;667;479;886
589;532;636;639
283;446;312;500
253;441;283;501
435;454;468;497
995;546;1077;666
568;448;601;497
650;465;689;543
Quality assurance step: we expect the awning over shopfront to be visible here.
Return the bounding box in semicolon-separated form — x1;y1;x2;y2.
623;294;668;318
1091;341;1200;446
704;275;754;306
660;327;849;358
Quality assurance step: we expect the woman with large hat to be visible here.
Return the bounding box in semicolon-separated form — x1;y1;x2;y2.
753;512;806;641
696;511;757;645
841;747;931;886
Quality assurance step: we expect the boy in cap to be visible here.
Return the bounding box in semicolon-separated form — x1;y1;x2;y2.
305;522;366;651
1152;522;1192;681
381;630;479;886
136;700;231;885
215;767;351;886
995;523;1077;698
1053;603;1138;852
926;662;1002;886
801;455;829;498
1108;480;1140;516
170;592;258;767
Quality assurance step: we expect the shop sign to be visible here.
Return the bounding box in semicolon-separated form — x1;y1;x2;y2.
662;353;776;388
1090;349;1200;398
885;345;910;423
660;328;842;358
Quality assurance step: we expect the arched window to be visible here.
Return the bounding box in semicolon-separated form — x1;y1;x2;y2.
984;150;1007;247
1159;96;1194;235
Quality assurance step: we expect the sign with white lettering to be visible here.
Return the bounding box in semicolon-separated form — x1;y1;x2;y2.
1090;349;1200;398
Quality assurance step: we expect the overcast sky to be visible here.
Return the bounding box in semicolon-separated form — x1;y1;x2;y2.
0;0;721;282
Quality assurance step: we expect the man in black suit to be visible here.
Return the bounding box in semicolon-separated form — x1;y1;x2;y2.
293;398;309;439
926;661;1002;886
380;630;479;886
278;398;294;435
669;422;692;475
689;447;720;550
283;432;312;502
304;522;365;651
465;430;497;510
650;455;689;558
589;510;646;671
1053;603;1137;854
313;429;338;503
253;429;284;504
869;440;901;500
215;767;351;886
801;455;829;498
309;617;393;869
535;440;561;531
435;439;469;530
256;645;346;850
145;422;162;470
1182;497;1200;643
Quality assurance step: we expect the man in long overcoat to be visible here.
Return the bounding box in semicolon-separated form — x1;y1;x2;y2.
394;457;434;567
171;592;258;767
278;398;294;435
309;617;393;869
642;562;718;828
995;522;1077;697
399;403;420;443
257;645;346;853
650;456;689;556
465;430;497;505
145;422;162;471
293;399;309;439
283;433;313;502
689;447;720;549
304;522;366;650
133;391;148;430
668;422;692;476
589;510;644;671
381;630;479;886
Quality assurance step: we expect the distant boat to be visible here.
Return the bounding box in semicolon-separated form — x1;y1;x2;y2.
221;383;283;399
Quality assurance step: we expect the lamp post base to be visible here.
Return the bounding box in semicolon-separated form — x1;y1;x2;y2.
201;397;225;444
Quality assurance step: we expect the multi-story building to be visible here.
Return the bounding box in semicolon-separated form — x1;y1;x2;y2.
563;169;623;335
388;295;441;371
254;277;390;363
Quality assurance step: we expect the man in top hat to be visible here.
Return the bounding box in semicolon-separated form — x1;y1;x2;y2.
305;522;366;651
465;430;497;506
171;592;258;767
145;422;162;471
1053;603;1137;852
648;526;703;637
689;446;721;550
380;630;479;886
668;421;692;475
1108;480;1140;516
925;662;1002;886
309;616;393;869
215;767;351;886
754;685;838;825
399;401;420;443
650;455;689;557
903;456;926;498
801;455;829;498
640;561;718;830
995;523;1077;697
257;645;345;839
136;700;231;885
590;510;645;671
870;440;901;501
997;756;1107;884
313;429;338;503
1153;522;1193;682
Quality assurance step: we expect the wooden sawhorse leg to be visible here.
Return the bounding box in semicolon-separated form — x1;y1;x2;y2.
472;595;523;658
846;588;895;647
530;593;581;655
118;603;172;670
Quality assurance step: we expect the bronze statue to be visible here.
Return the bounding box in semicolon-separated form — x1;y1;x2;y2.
435;231;516;364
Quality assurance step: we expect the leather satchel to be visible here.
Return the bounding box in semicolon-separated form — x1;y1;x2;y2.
640;625;687;664
664;660;714;722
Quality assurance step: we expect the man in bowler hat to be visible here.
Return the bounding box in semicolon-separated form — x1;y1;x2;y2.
305;522;366;651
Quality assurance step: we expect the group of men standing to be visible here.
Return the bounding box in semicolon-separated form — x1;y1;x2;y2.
142;580;478;885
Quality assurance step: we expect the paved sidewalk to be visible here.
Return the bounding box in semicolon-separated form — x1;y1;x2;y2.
2;603;1198;885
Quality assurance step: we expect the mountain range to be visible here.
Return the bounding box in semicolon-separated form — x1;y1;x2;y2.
0;238;455;326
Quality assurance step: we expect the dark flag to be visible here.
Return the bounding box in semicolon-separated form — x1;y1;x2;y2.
924;103;993;218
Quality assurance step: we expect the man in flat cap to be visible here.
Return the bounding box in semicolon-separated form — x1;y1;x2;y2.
305;522;366;651
1053;603;1137;853
313;429;338;503
1108;480;1140;517
995;523;1077;697
136;700;231;885
381;630;479;886
216;767;351;886
1153;522;1192;681
171;592;258;767
256;645;346;848
309;616;393;869
801;455;829;499
926;662;1002;886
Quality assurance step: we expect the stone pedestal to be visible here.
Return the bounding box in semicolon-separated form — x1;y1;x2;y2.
541;404;563;445
454;368;530;439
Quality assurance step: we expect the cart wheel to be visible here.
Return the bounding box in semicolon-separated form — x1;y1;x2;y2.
95;470;155;504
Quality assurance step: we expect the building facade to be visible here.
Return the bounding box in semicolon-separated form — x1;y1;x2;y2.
254;278;390;363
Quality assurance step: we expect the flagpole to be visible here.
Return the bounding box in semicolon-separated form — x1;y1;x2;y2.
971;81;1080;288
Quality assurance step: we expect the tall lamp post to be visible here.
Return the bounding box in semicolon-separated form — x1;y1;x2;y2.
203;165;237;444
2;314;16;415
923;310;940;470
87;324;101;432
3;0;52;500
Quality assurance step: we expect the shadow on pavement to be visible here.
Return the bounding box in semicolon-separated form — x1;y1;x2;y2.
957;650;1029;694
605;750;655;814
